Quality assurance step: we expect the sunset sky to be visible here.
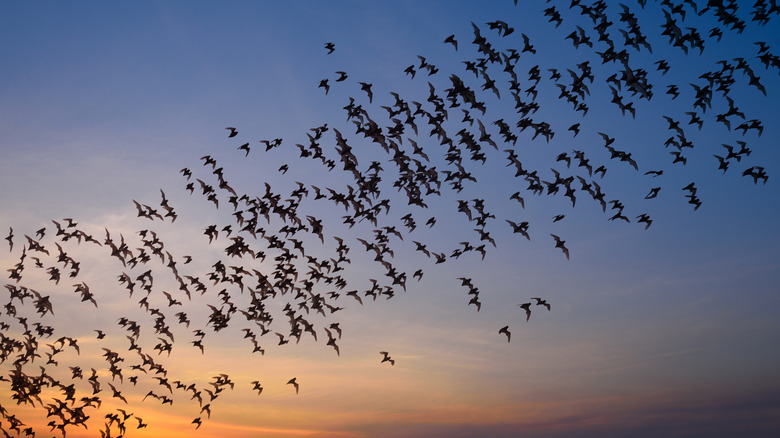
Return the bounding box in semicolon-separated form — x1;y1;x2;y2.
1;1;779;437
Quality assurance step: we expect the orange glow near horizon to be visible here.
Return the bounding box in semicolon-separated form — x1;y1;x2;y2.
2;1;780;437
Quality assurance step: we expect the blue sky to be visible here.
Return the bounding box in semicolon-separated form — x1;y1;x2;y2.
1;1;779;437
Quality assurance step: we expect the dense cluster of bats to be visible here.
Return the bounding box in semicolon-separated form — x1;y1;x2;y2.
1;0;777;436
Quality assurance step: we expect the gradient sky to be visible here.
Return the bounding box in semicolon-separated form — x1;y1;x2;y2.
1;1;779;437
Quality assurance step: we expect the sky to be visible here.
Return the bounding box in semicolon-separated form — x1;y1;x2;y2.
1;1;779;437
